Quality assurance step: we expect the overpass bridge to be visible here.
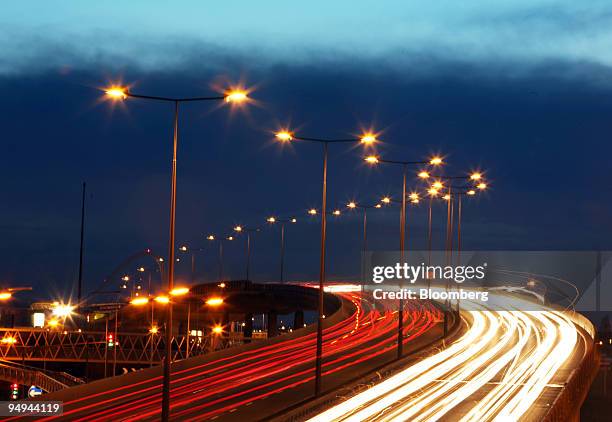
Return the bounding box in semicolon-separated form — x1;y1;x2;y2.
1;285;599;422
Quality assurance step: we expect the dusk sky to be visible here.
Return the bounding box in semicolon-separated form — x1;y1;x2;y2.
2;1;612;299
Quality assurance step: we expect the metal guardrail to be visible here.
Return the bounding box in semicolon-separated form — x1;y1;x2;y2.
0;361;71;393
0;328;239;364
542;320;599;422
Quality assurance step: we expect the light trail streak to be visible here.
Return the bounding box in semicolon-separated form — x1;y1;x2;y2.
21;291;439;422
309;292;588;422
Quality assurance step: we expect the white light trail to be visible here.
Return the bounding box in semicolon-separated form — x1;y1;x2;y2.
309;292;588;422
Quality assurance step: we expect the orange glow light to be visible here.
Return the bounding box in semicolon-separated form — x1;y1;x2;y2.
105;87;127;99
170;287;189;296
275;131;293;141
206;297;224;306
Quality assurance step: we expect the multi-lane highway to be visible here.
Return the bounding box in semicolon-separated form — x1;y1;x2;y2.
308;292;592;422
18;291;441;421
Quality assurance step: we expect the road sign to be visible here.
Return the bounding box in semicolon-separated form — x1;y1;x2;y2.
28;386;43;398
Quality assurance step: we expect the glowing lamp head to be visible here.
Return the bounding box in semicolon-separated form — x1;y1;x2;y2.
170;287;189;296
470;172;482;181
418;171;430;179
225;90;248;103
429;156;443;166
130;297;149;306
409;193;419;201
332;209;341;216
154;295;170;304
234;225;243;232
360;133;377;144
290;218;297;223
411;199;420;204
443;194;451;201
0;292;12;301
428;188;439;197
432;181;444;189
227;236;234;241
347;202;357;209
375;204;382;208
308;209;317;215
206;235;215;241
1;337;17;345
275;131;293;142
52;303;74;318
179;245;188;252
267;217;276;223
477;182;487;190
381;197;391;204
122;276;130;282
158;257;164;262
105;87;127;99
212;325;223;335
467;189;476;196
364;155;379;164
206;297;224;306
47;319;60;328
149;326;159;334
137;267;145;272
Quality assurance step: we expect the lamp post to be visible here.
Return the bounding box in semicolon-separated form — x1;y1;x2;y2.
365;156;442;359
266;217;297;283
426;173;486;327
233;226;260;281
178;245;206;283
105;85;247;421
274;129;376;396
205;234;235;282
433;173;485;262
345;201;386;257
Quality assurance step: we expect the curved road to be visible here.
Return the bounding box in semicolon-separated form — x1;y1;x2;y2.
18;290;441;421
309;292;591;422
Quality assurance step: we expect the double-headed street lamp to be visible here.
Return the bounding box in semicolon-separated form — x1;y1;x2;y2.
233;225;260;281
274;129;377;396
105;84;248;421
345;201;385;256
205;234;235;282
431;172;485;261
365;155;442;358
266;217;297;283
178;245;206;283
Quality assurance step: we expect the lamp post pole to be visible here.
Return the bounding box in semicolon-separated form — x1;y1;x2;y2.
266;218;297;283
364;155;441;359
104;86;247;422
274;130;376;396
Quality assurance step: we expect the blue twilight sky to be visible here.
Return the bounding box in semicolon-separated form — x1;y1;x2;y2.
1;1;612;301
3;1;612;74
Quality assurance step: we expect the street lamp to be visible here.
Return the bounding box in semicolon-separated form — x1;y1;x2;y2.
233;226;260;281
267;216;298;282
365;155;443;358
345;201;388;257
105;84;248;422
206;234;234;282
274;128;377;396
432;172;487;259
177;245;205;283
205;297;224;306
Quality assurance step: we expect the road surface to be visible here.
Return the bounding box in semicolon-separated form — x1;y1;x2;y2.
309;292;592;422
16;289;441;421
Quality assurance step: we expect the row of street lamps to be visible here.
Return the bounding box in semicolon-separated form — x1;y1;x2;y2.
103;83;489;418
